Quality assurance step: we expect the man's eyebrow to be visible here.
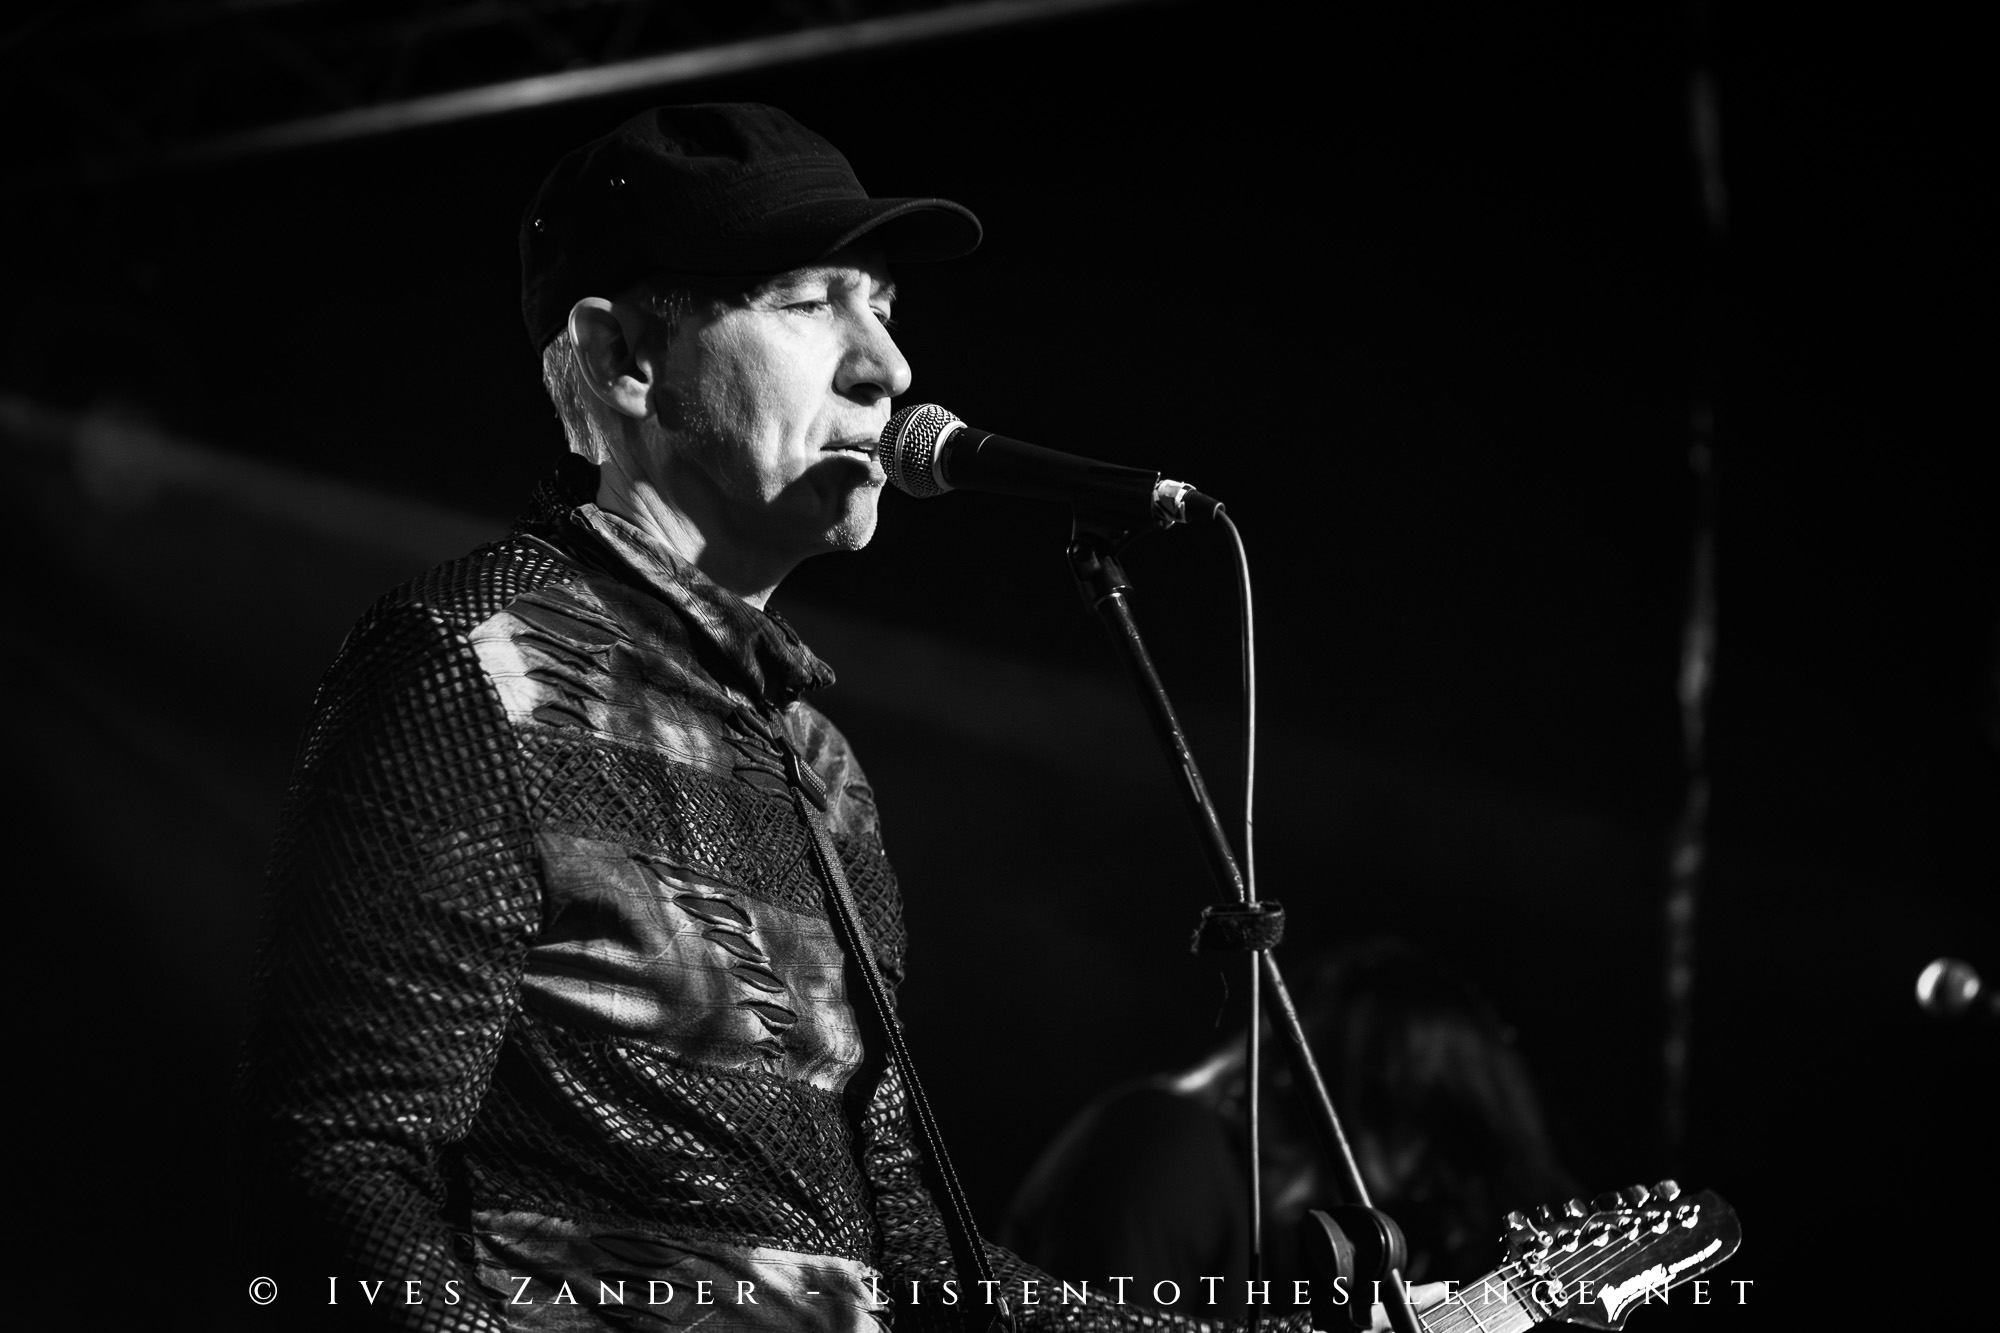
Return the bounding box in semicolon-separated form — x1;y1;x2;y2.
759;268;896;303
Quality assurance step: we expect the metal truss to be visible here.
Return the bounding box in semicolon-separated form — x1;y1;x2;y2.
3;0;1159;185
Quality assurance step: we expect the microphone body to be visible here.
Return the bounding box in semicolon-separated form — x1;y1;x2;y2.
879;403;1219;527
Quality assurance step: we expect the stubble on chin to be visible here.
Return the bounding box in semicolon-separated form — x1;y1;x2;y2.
820;485;882;553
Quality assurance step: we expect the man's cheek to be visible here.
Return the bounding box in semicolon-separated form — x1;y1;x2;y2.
654;384;698;433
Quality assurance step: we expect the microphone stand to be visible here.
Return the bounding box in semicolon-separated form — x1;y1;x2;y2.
1067;521;1426;1333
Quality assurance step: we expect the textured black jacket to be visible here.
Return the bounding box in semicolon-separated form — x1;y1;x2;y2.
240;482;1299;1332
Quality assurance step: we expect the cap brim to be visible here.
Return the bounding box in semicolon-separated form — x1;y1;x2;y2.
807;196;983;265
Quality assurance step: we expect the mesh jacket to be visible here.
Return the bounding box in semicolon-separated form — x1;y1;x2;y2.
240;479;1309;1332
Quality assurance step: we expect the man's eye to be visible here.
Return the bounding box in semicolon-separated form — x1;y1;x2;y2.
786;299;831;315
873;310;899;331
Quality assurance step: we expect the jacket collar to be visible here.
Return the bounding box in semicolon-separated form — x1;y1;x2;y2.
521;468;836;708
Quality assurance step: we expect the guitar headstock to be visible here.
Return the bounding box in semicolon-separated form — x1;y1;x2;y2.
1501;1181;1741;1330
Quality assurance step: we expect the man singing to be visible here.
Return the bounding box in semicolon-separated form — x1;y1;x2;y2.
240;104;1380;1333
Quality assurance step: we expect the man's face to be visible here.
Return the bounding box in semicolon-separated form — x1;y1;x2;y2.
646;247;908;563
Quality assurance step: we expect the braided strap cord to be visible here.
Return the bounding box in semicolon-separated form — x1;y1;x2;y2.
779;743;1008;1331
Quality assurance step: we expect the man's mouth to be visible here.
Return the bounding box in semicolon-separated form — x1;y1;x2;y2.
824;438;878;458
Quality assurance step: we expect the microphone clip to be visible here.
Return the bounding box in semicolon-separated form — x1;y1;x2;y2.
1153;478;1224;527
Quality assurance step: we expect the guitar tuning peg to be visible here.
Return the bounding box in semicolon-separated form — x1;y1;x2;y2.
1532;1204;1559;1225
1505;1210;1530;1231
1621;1184;1652;1206
1653;1179;1681;1201
1590;1192;1625;1213
1563;1198;1588;1218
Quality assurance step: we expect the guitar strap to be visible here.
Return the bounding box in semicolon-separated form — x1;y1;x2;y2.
779;740;1013;1333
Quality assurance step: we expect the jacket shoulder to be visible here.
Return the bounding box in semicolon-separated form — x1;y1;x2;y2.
366;531;582;636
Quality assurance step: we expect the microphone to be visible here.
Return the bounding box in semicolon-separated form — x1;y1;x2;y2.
1916;958;1996;1021
878;403;1222;528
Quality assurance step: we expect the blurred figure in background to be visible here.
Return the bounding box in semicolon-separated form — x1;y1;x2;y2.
1002;940;1576;1309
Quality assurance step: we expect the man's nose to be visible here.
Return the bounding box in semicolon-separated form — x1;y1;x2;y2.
837;312;913;404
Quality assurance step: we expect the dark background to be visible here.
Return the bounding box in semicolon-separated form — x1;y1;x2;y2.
4;1;1991;1327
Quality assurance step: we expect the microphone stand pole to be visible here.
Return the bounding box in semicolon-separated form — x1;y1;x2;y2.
1067;524;1426;1333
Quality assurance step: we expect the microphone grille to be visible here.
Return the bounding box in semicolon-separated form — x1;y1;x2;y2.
879;403;961;498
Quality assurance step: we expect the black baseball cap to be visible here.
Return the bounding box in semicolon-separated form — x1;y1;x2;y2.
520;103;982;349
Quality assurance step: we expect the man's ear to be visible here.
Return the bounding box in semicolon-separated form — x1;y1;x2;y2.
568;296;656;421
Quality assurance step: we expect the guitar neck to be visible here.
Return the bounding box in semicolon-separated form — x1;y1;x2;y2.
1414;1269;1541;1333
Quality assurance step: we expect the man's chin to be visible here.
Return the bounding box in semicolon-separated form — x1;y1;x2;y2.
815;488;881;554
766;469;881;559
820;509;879;554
